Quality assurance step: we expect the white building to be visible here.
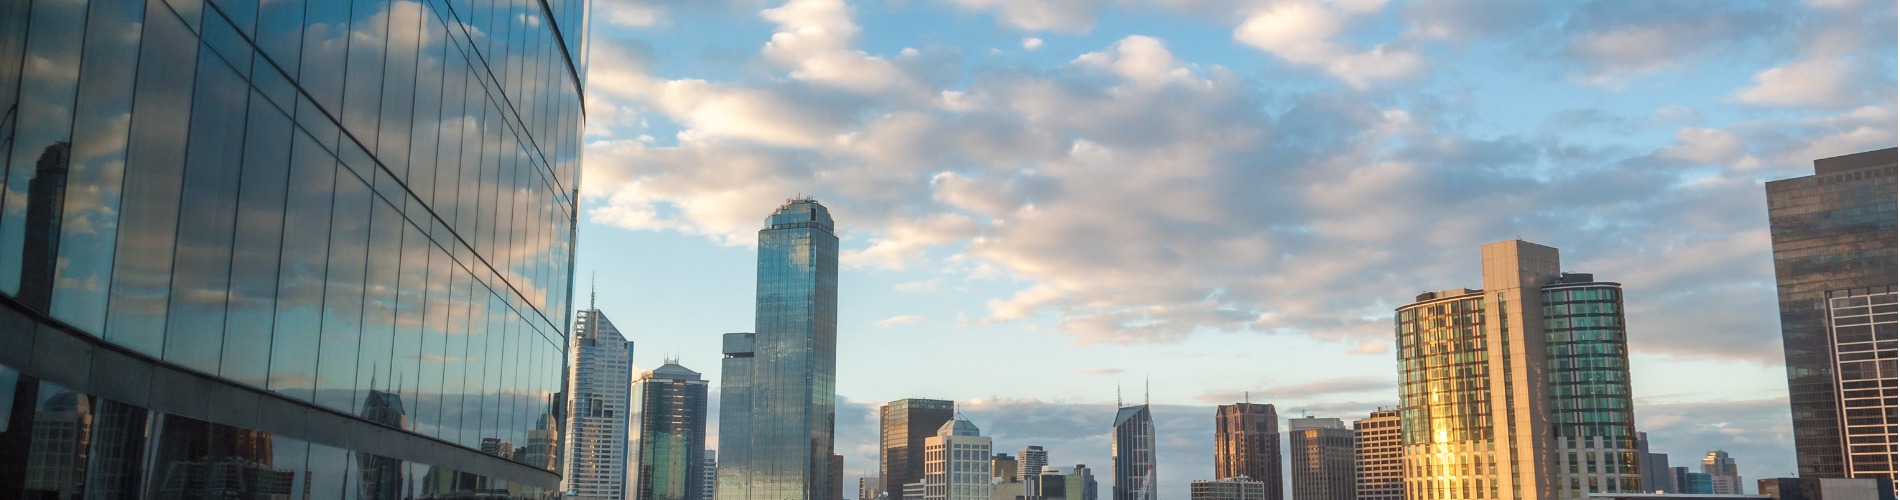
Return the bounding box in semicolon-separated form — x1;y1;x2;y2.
563;307;635;499
924;418;992;500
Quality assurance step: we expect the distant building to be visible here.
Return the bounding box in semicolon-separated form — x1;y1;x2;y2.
1069;465;1099;500
907;482;927;500
1764;147;1897;480
1354;409;1403;500
1029;466;1068;500
567;308;637;499
1676;468;1714;495
632;362;710;500
861;476;882;500
1636;433;1676;494
993;454;1020;483
1288;416;1353;500
1703;451;1743;495
1190;477;1268;500
923;418;992;500
706;451;721;500
1215;403;1282;500
1112;405;1158;500
883;399;957;500
1758;477;1894;500
992;481;1024;500
1021;446;1051;481
834;454;846;500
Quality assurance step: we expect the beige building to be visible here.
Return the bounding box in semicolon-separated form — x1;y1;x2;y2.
924;419;993;500
1355;409;1403;500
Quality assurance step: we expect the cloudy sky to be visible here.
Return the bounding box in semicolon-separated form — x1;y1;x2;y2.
572;0;1896;496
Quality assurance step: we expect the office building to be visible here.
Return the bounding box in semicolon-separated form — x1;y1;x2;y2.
1112;404;1158;500
708;451;722;500
1764;147;1897;482
1636;433;1677;494
1759;477;1894;500
633;361;711;500
567;307;636;498
1288;416;1353;500
907;482;928;500
993;480;1025;500
1704;451;1744;495
884;398;957;500
720;198;842;500
994;453;1021;483
1215;402;1283;500
1396;241;1644;499
835;454;847;500
1022;446;1051;481
923;418;992;500
1030;465;1069;500
1190;477;1268;500
0;0;585;496
1356;409;1404;500
1070;465;1100;500
863;476;884;500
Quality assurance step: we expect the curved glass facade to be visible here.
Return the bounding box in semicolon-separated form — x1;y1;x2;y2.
1395;291;1495;500
0;0;584;496
1542;283;1639;495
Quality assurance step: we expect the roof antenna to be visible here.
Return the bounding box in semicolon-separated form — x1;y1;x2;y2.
1117;382;1123;408
1144;377;1150;406
589;271;597;311
1244;391;1249;404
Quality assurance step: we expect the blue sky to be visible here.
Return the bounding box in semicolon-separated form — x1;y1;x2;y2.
574;0;1896;496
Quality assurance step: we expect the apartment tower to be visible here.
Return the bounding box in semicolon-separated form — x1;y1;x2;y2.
1395;240;1642;499
1288;416;1354;500
1356;409;1404;500
632;361;711;500
1764;147;1897;484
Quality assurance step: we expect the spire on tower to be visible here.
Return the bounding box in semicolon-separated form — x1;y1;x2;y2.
1144;376;1149;406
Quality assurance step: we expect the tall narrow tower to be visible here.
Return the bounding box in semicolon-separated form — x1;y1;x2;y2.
1111;404;1157;500
719;198;841;500
882;399;956;500
567;308;637;498
633;361;710;500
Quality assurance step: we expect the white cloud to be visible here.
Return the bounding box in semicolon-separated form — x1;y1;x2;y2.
874;315;928;327
1733;57;1861;109
1021;37;1044;50
1232;1;1422;88
944;0;1104;33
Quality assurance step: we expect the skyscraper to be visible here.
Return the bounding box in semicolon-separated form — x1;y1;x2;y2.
1288;416;1353;500
1764;147;1898;482
1355;409;1404;500
634;361;711;500
1395;240;1642;499
1214;402;1282;500
1021;446;1051;481
1636;433;1677;494
720;198;842;500
883;398;957;500
923;418;993;500
568;307;636;499
1070;465;1100;500
0;0;583;496
1112;404;1157;500
1703;451;1743;495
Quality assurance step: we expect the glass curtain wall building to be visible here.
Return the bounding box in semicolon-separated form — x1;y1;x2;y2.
1395;241;1641;500
1287;416;1353;500
881;398;957;500
719;198;840;500
1111;405;1156;500
0;0;585;497
1764;147;1897;484
632;361;709;500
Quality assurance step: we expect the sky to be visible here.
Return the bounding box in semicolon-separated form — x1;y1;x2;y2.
571;0;1897;497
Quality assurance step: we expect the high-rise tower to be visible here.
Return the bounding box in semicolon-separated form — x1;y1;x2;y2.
0;0;584;496
923;418;992;500
720;198;841;500
568;308;637;498
1354;409;1403;500
1112;404;1157;500
1021;446;1051;481
1395;240;1641;499
633;362;711;500
882;399;956;500
1764;147;1897;483
1214;402;1282;500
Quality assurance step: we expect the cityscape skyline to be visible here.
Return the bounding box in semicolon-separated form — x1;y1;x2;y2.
579;1;1895;498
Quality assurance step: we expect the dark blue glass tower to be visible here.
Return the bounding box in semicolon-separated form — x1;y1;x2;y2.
720;198;840;500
